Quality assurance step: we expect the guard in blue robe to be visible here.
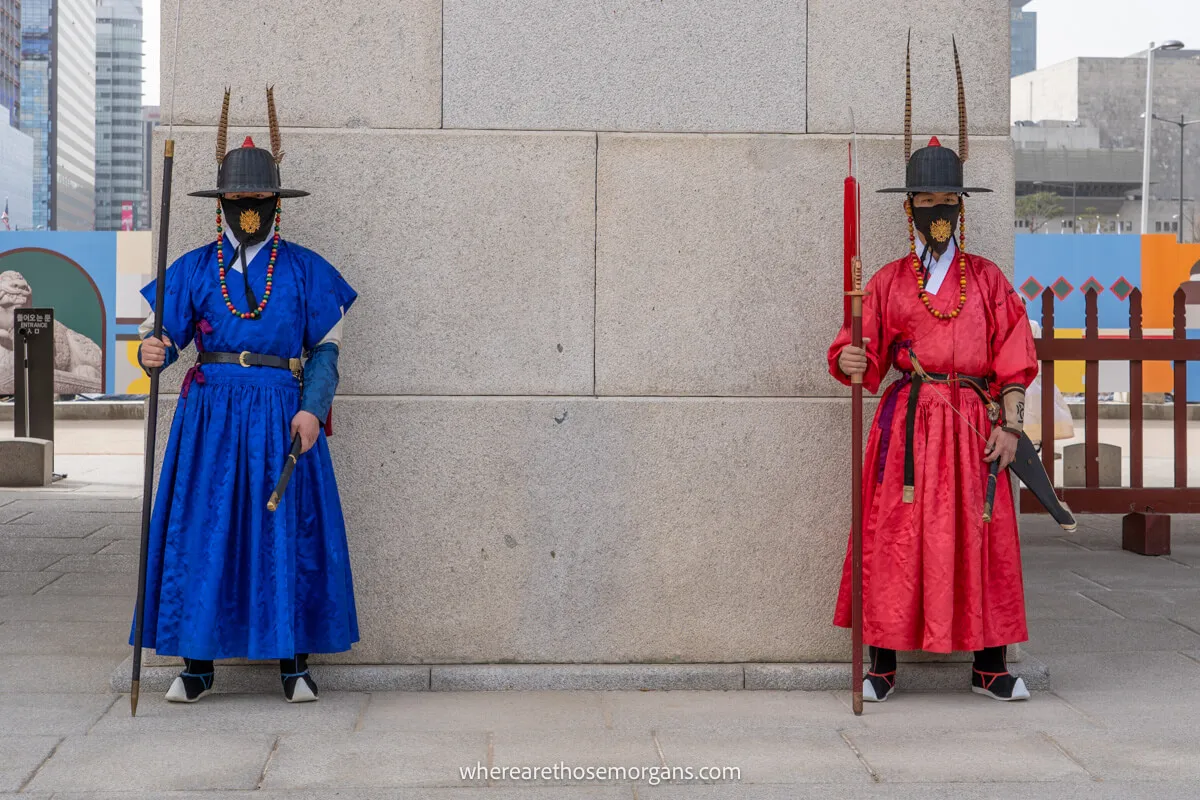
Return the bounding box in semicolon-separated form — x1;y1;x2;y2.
132;92;357;704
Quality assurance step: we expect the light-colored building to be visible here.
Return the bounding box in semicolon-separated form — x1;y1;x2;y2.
137;104;158;230
153;2;1014;671
95;0;143;231
0;119;34;228
1011;52;1200;239
20;0;95;230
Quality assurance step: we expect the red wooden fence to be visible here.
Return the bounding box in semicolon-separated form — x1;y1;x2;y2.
1021;286;1200;515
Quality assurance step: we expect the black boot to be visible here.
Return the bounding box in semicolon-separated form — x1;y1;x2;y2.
971;646;1030;701
165;658;214;703
280;653;318;703
864;646;897;702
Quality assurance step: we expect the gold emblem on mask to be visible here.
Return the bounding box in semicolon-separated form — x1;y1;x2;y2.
239;209;262;235
930;218;953;243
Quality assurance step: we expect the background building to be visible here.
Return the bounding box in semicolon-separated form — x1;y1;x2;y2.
0;120;34;228
151;2;1014;668
1010;0;1036;77
138;104;157;230
94;0;142;231
1;0;19;125
19;0;95;230
1013;51;1200;239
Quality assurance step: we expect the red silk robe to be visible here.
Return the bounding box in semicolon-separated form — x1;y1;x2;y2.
828;251;1038;653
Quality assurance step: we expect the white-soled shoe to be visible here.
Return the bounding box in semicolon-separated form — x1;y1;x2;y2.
971;669;1030;701
164;672;214;703
862;672;896;703
282;672;319;703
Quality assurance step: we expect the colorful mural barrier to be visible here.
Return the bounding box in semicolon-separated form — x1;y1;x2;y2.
1015;233;1200;402
0;232;153;396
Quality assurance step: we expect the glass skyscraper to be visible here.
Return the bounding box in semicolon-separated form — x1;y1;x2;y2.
1011;1;1037;78
95;0;142;230
19;0;95;230
1;0;19;126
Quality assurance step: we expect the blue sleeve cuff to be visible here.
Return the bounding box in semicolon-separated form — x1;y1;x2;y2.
137;334;180;375
300;342;340;420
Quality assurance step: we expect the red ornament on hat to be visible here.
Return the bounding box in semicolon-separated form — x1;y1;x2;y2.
928;136;941;147
242;136;255;148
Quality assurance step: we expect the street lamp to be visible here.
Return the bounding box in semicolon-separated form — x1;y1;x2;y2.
1142;40;1185;233
1151;112;1200;243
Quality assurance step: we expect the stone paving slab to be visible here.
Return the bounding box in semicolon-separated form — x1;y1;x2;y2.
45;790;633;800
361;689;606;733
0;552;63;571
0;572;61;596
46;554;139;575
486;730;664;785
0;693;116;735
844;729;1089;783
1050;730;1200;781
92;691;366;734
0;620;138;656
1077;588;1200;620
95;538;141;555
0;734;59;792
0;498;140;514
1022;589;1123;621
3;510;140;530
34;572;136;598
654;728;871;785
1026;619;1200;654
0;655;125;693
0;521;108;538
0;594;131;623
639;783;1200;799
24;733;277;793
0;536;112;556
86;524;141;541
260;732;489;790
599;688;848;732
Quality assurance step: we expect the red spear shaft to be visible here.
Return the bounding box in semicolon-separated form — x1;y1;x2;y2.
844;141;865;716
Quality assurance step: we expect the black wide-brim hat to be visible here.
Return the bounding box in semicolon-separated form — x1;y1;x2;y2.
189;139;309;198
877;138;992;194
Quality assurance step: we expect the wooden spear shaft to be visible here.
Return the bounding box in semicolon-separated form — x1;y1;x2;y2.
848;272;865;717
131;137;175;717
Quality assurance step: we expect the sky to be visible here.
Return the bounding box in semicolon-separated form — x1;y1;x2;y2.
141;1;1200;106
1027;0;1200;68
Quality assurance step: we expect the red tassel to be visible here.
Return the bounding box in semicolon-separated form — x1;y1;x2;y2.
323;410;333;437
242;136;256;148
928;135;941;147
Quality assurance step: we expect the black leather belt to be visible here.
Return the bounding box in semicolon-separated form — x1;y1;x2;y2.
901;368;994;503
198;351;301;377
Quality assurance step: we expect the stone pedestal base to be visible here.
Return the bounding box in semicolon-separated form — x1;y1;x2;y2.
0;438;53;487
1122;512;1171;556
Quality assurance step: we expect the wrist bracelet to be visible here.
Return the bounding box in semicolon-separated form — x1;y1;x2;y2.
1000;425;1022;436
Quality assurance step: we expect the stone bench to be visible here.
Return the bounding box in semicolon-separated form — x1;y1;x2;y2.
0;438;54;487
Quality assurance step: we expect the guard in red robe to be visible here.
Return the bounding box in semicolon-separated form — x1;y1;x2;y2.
828;49;1039;701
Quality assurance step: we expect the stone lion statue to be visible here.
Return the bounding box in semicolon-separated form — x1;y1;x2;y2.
0;270;103;393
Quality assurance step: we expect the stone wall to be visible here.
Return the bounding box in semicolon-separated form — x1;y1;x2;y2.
154;0;1013;664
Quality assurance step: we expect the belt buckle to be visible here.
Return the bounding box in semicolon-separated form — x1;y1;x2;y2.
289;357;302;380
238;351;252;368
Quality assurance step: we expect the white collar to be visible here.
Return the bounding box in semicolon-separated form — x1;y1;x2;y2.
914;236;958;294
223;229;270;274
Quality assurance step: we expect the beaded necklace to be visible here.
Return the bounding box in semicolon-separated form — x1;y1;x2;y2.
907;200;968;320
216;199;281;320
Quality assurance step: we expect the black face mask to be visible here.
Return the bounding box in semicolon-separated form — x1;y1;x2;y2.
221;195;279;247
910;202;961;258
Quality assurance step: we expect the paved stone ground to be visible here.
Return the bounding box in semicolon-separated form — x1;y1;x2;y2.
2;483;1198;798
